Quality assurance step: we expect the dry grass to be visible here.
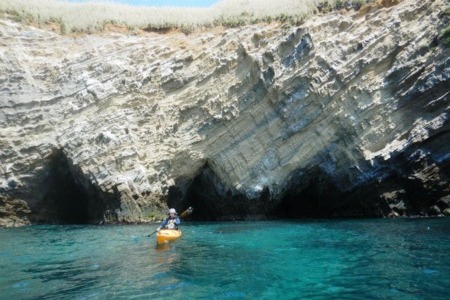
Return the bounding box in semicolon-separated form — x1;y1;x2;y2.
0;0;372;34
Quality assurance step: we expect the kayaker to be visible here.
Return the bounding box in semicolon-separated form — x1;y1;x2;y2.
157;208;180;231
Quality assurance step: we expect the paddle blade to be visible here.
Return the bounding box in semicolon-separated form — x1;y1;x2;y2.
147;230;157;237
180;207;193;218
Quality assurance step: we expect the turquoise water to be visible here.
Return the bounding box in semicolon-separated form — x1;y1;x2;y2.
1;219;449;299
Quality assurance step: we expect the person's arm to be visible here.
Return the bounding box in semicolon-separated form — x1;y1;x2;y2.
175;217;180;226
158;218;168;230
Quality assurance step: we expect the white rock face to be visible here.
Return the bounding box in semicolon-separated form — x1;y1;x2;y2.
1;0;449;226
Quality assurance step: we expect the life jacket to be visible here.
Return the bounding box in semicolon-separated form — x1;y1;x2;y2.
165;216;179;229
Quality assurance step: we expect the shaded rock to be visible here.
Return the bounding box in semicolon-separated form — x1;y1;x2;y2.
0;197;31;227
388;211;400;218
427;205;441;216
381;189;409;215
437;195;450;210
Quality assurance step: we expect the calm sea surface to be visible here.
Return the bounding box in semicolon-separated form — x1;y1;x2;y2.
1;219;449;299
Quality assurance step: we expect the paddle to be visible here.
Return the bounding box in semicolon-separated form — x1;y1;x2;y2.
180;206;194;218
147;207;193;237
147;230;158;237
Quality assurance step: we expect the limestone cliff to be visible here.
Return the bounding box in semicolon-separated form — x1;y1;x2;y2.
1;0;449;227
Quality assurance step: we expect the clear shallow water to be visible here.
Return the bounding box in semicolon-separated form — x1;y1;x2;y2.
1;219;449;299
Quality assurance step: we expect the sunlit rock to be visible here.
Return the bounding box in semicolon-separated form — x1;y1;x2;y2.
0;0;449;226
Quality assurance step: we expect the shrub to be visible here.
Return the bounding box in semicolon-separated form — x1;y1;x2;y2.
60;20;66;35
440;25;450;46
334;0;344;10
0;0;375;33
443;6;450;16
352;0;365;10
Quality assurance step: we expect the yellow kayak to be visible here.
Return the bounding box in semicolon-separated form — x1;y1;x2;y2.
156;229;182;245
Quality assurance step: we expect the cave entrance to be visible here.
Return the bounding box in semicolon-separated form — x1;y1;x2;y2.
44;149;91;224
169;164;383;221
180;164;275;221
55;184;90;224
270;187;326;218
171;163;344;220
177;164;231;221
171;173;217;221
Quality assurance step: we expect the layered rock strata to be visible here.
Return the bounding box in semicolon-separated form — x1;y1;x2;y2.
1;0;449;226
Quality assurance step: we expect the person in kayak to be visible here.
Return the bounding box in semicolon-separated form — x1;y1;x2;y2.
157;208;180;231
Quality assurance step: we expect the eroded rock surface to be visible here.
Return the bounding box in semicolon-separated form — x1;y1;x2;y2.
1;0;449;226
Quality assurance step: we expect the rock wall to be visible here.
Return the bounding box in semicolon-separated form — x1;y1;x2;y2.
1;0;449;226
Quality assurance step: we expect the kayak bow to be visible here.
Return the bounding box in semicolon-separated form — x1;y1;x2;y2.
156;229;182;245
